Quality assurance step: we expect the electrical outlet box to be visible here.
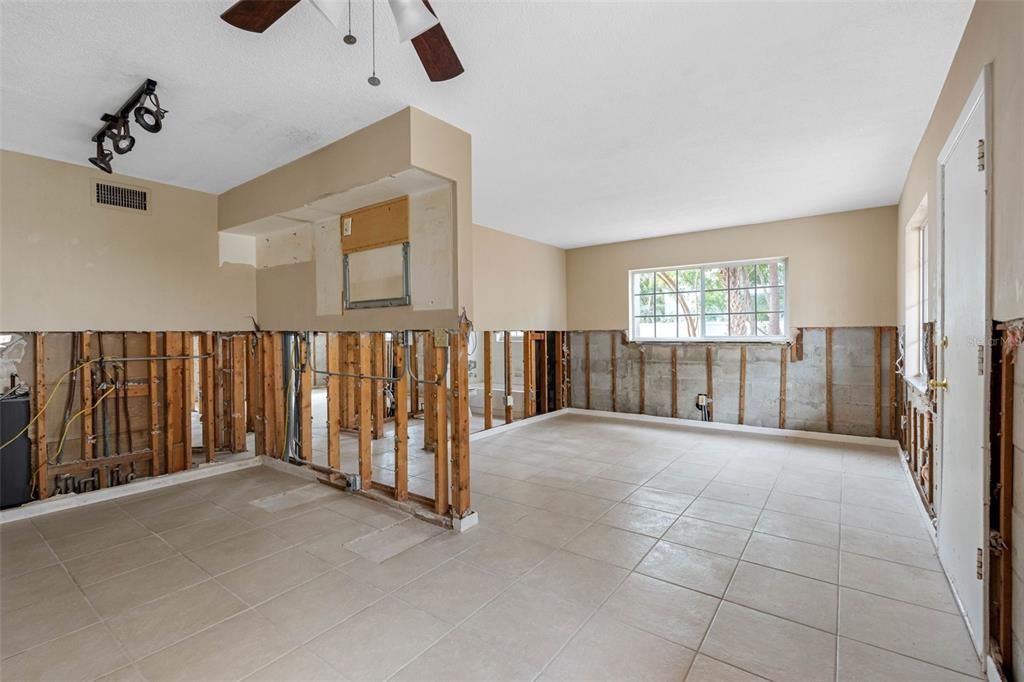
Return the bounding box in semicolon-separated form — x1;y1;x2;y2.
342;217;353;236
433;329;450;347
506;396;515;407
696;394;708;407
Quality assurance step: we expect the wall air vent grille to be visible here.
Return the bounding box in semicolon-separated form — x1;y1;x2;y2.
94;182;148;211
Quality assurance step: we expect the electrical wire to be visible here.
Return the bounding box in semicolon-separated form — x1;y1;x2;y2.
0;359;98;452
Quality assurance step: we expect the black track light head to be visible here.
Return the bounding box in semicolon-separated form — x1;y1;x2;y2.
89;140;113;174
133;105;163;133
106;118;136;155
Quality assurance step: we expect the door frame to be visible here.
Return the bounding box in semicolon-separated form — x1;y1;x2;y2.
934;63;993;655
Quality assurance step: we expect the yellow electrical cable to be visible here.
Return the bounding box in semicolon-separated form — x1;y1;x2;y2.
53;384;117;461
0;359;97;452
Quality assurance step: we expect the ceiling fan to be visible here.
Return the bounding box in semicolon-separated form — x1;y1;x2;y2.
220;0;463;82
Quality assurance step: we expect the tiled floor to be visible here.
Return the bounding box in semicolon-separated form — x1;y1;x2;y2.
1;413;982;681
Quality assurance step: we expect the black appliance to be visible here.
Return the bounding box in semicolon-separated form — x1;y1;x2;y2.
1;395;33;509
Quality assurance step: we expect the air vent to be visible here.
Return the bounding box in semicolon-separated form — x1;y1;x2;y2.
94;181;148;212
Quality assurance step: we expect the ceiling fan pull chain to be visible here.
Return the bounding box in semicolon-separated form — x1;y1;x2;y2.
343;0;356;45
368;0;381;86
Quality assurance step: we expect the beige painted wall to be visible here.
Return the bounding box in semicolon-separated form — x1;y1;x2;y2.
472;224;567;330
897;0;1023;323
0;151;256;331
566;206;897;331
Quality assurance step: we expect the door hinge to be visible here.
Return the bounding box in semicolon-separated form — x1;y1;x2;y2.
978;344;985;375
990;530;1009;555
977;139;985;171
977;547;984;579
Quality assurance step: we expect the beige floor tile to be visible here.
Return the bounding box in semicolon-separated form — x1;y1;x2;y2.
346;518;442;563
836;636;979;681
339;541;454;592
462;583;593;669
325;496;412;529
31;502;131;539
308;597;451;681
0;540;58;580
683;498;761;530
685;654;765;681
47;517;150;561
637;540;737;597
245;647;342;681
664;462;724;481
572;477;639;501
841;503;930;540
119;489;206;519
646;472;711;496
157;514;255;553
1;623;129;681
136;610;297;681
765;490;841;523
264;508;357;544
217;546;332;605
63;535;177;586
599;463;662;485
541;613;695;681
774;471;842;502
700;481;770;508
542;490;617;521
1;589;98;659
392;627;537;682
840;525;941;571
501;509;591;547
300;530;366;566
519;549;629;608
625;487;696;514
185;528;294;575
256;569;385;643
106;579;246;660
725;561;838;632
564;523;657;569
662;516;751;558
84;554;209;618
701;601;836;681
135;500;230;534
94;663;147;682
742;532;838;582
396;559;512;624
597;502;679;537
754;509;840;548
599;573;719;649
458;529;554;577
470;493;534;527
838;587;979;675
840;551;958;613
1;563;78;612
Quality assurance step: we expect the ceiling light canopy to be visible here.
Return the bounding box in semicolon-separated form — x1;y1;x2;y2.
387;0;438;43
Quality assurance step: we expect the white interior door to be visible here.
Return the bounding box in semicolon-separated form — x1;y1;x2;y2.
936;68;990;652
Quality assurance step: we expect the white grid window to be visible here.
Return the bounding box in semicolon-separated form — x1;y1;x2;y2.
629;258;787;342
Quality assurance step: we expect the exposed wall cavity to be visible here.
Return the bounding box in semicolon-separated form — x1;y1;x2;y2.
570;327;896;439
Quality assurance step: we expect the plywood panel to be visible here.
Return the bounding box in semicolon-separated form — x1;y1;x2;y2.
341;196;409;253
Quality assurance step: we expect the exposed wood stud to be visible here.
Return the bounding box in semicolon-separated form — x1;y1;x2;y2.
393;334;409;501
738;346;747;425
482;331;493;430
450;322;471;516
874;327;883;437
433;334;449;515
183;334;194;460
610;332;618;412
147;333;159;474
522;331;534;419
34;333;48;499
165;332;185;473
230;335;247;452
272;333;284;455
553;331;564;410
261;333;276;457
670;346;678;418
825;327;834;432
371;332;385;439
423;332;437;450
779;345;788;429
326;333;341;471
638;345;646;414
202;333;216;462
888;327;898;439
82;333;95;462
584;331;592;410
357;332;372;490
563;331;572;408
504;331;513;424
410;333;420;417
539;332;549;415
705;346;714;421
300;336;313;463
245;334;257;434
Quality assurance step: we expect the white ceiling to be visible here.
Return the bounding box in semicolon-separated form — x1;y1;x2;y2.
0;1;972;248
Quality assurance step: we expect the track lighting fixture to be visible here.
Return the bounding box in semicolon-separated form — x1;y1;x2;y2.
89;140;113;174
88;79;166;174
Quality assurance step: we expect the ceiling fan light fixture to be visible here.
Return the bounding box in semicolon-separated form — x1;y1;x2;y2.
387;0;439;42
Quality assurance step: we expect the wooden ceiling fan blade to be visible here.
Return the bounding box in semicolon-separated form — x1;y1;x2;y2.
221;0;301;33
410;1;463;82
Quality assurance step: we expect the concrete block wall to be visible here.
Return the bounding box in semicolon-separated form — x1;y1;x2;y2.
570;327;896;439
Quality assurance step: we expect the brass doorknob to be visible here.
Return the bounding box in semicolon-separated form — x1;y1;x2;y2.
928;378;949;391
